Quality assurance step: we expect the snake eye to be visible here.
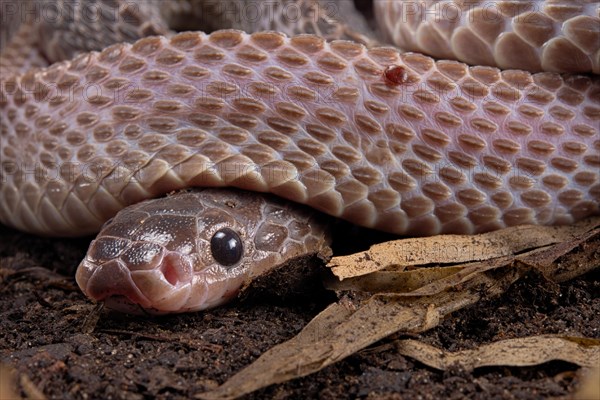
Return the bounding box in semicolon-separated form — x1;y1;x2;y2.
210;228;243;267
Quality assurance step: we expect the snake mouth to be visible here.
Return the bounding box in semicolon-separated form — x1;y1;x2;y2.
76;253;194;313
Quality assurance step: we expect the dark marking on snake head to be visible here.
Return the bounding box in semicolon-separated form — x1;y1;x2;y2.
384;65;408;86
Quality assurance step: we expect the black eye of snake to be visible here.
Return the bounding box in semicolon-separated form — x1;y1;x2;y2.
210;228;243;267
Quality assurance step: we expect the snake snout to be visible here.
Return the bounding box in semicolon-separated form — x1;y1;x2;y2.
76;237;196;313
76;258;152;309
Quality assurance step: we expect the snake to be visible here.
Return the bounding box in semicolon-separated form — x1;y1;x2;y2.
0;0;598;313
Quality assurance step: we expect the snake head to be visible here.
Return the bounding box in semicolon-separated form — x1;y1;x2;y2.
75;189;330;314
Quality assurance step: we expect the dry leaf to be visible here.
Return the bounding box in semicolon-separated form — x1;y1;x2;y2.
575;366;600;400
329;217;600;279
0;364;20;400
394;336;600;371
324;266;463;293
327;225;598;296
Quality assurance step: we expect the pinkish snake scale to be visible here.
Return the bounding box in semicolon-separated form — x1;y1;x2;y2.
0;1;598;313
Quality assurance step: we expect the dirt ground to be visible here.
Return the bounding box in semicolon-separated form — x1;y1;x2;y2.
1;222;599;400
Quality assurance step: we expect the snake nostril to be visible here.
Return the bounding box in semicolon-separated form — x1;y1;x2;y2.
159;253;192;287
161;260;179;286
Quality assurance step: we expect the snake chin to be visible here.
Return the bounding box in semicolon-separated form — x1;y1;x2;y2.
103;296;156;316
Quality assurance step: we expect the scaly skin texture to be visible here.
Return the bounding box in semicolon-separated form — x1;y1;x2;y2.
376;0;600;73
1;30;598;237
0;0;375;72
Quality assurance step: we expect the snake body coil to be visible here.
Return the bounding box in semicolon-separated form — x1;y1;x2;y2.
0;0;598;312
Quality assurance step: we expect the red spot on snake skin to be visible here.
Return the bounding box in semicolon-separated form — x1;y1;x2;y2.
383;65;408;86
